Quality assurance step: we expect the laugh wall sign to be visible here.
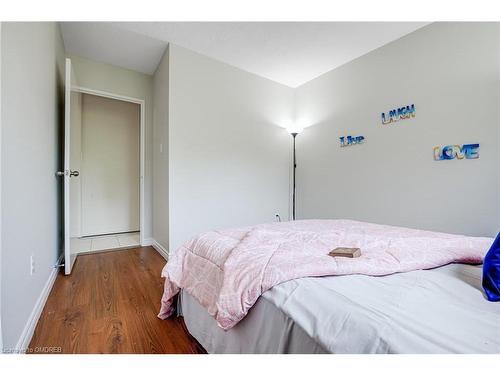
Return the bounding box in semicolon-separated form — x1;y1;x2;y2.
381;104;416;125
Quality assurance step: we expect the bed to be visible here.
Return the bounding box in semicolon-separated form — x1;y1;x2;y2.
160;220;500;353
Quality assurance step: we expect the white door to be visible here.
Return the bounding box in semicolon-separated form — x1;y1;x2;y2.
62;58;79;275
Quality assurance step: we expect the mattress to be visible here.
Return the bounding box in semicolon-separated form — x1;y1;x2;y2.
179;263;500;353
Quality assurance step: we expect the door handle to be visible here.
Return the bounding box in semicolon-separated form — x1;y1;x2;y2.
56;170;79;177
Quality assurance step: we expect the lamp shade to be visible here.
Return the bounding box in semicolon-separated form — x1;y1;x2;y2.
286;124;303;135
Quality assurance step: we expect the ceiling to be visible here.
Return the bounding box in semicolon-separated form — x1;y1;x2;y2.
61;22;429;88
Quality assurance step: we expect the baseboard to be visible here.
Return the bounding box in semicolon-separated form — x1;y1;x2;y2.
15;254;63;353
76;245;139;256
141;237;153;247
151;239;169;260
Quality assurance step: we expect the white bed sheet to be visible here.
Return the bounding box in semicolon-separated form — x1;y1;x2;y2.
181;263;500;353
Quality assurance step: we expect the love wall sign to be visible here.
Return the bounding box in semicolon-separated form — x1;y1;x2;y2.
433;144;480;161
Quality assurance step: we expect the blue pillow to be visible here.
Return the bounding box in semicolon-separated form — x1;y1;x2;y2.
483;232;500;302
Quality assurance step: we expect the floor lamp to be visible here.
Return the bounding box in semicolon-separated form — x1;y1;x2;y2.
288;128;302;220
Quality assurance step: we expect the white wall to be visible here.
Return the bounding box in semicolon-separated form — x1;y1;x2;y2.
1;22;65;349
295;23;500;237
68;55;154;240
168;44;294;251
81;94;140;236
152;47;170;250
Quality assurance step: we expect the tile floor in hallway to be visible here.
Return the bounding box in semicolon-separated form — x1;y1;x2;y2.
70;232;140;253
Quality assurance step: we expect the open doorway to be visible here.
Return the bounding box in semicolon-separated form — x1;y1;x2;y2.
69;89;143;258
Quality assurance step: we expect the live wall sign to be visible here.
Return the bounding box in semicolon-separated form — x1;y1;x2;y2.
339;135;365;147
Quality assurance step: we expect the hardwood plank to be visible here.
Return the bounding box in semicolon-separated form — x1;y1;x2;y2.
28;246;205;354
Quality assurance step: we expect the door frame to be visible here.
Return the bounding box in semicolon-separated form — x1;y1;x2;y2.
0;21;4;351
72;86;146;246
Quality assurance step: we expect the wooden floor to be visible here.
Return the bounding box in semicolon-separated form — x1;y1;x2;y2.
28;246;205;354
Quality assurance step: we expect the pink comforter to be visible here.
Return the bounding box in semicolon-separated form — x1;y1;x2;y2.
158;219;492;330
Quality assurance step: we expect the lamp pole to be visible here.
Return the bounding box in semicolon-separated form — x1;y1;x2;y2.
291;132;298;221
